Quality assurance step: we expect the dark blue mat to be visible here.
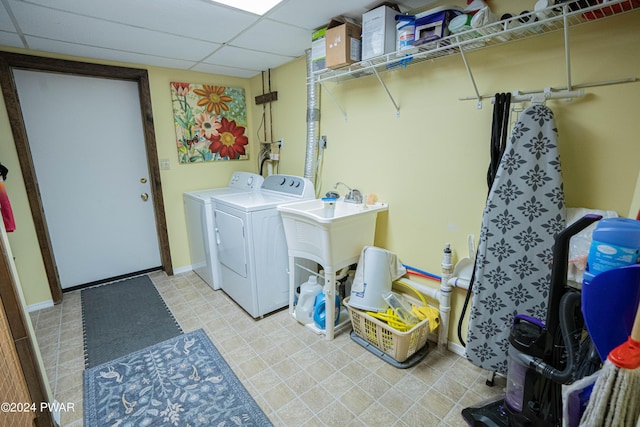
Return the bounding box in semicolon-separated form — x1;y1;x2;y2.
81;275;182;367
84;329;272;426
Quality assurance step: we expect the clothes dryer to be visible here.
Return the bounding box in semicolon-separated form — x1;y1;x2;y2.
183;172;263;289
212;174;315;317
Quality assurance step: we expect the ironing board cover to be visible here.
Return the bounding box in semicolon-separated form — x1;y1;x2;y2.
466;104;565;374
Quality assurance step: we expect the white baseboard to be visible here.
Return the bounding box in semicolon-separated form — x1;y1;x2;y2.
28;300;54;312
447;340;466;357
172;265;193;275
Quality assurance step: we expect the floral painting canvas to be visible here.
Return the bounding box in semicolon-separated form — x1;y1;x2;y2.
170;82;249;163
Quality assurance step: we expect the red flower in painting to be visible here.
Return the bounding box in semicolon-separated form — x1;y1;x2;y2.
208;118;248;159
171;82;190;97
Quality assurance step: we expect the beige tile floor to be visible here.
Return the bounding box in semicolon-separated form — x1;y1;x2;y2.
30;270;505;426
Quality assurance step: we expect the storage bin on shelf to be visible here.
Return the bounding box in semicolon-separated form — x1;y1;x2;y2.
344;296;431;363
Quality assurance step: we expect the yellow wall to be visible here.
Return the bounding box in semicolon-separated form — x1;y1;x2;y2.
1;6;639;347
248;10;640;345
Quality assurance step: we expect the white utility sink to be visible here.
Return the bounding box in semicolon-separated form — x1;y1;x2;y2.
278;198;388;268
278;198;388;340
278;198;388;223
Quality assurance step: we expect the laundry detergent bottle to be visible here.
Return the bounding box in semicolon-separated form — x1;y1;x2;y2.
295;276;322;325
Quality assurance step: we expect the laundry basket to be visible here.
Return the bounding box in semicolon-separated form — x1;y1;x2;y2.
344;296;430;363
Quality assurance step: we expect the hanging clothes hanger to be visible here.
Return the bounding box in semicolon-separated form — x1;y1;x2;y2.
0;162;8;180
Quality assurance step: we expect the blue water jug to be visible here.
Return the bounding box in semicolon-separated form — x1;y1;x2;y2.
313;293;340;330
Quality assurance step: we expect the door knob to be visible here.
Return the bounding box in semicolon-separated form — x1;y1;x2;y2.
141;193;149;201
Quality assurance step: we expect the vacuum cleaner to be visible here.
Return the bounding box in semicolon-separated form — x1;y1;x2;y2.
462;214;603;426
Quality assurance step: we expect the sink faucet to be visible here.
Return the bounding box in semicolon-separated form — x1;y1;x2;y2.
334;182;363;204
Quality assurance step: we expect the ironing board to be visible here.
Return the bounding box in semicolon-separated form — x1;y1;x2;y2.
466;104;566;374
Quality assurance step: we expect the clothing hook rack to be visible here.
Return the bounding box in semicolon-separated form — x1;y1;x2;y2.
490;88;584;104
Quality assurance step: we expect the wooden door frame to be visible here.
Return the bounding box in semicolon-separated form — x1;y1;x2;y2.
0;227;54;426
0;51;173;303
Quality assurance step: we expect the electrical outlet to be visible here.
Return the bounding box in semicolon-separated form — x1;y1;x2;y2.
320;135;327;149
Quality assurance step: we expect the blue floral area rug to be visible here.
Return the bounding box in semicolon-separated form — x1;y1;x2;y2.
83;329;272;426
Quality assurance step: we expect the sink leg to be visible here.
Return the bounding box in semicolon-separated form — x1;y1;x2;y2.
288;256;296;319
324;270;336;340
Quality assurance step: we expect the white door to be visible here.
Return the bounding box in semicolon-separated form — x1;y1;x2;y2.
13;70;161;289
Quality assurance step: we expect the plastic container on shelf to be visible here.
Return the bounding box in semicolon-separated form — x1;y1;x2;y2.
396;15;416;51
295;276;322;325
584;217;640;283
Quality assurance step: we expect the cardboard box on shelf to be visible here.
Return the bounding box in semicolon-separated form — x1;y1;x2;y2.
362;5;398;60
311;26;328;73
326;20;362;69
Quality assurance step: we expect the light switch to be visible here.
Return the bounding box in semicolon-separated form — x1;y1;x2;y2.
160;159;170;170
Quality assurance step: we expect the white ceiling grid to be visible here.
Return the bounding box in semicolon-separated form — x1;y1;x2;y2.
0;0;434;77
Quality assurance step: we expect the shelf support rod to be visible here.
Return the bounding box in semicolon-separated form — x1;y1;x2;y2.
563;5;572;91
318;80;348;122
458;41;482;109
371;66;400;117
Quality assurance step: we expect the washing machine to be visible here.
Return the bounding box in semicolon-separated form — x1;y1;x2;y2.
212;174;315;318
183;172;263;289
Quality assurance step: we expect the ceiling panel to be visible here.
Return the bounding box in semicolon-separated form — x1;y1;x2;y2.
203;45;294;71
267;0;375;30
0;3;16;31
0;32;23;47
26;37;200;70
12;3;220;60
231;19;311;56
190;62;259;78
16;0;260;43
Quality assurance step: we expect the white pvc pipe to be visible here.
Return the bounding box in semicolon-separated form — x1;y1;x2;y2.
450;277;470;291
400;271;471;351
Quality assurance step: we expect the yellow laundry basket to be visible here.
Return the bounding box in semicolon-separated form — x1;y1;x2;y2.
345;296;430;363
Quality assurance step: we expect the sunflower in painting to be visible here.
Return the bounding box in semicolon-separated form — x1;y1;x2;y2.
208;117;248;160
193;85;232;115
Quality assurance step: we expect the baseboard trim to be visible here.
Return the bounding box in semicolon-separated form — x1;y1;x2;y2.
28;300;54;312
172;265;192;275
447;340;466;357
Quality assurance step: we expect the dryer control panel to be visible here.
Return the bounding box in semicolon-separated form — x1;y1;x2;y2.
261;174;315;199
228;171;264;191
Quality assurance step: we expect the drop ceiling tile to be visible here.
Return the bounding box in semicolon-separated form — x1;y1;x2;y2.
12;3;220;61
0;3;16;31
0;31;24;48
203;46;294;71
190;62;259;78
267;0;373;29
231;19;311;57
16;0;259;43
26;36;199;70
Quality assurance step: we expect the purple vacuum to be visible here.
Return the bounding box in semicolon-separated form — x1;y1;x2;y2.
463;214;603;426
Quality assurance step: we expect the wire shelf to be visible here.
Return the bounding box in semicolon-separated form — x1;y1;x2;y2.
312;0;640;84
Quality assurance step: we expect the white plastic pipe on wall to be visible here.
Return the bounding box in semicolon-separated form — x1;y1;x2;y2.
400;274;469;350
